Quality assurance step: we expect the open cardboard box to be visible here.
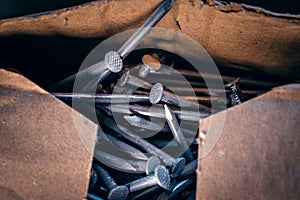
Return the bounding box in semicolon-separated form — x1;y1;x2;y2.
0;0;299;199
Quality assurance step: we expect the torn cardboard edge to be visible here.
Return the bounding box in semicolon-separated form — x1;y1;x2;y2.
0;69;98;199
197;84;300;199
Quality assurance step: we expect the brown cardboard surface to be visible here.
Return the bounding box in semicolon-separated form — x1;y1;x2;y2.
197;85;300;199
0;0;299;79
0;69;98;199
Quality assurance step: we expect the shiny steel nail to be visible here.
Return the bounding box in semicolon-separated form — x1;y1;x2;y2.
94;150;160;175
225;78;244;105
124;115;198;138
95;110;186;178
138;54;161;77
93;162;129;200
124;115;165;132
117;0;175;58
103;104;209;121
52;93;149;104
157;177;195;200
150;83;209;110
104;134;148;160
119;128;186;178
164;104;194;162
51;51;123;91
118;71;152;89
125;165;170;192
129;186;161;200
178;160;197;180
89;167;98;191
87;193;105;200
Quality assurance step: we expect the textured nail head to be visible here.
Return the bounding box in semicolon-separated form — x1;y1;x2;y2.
170;157;186;178
107;185;129;200
150;83;164;104
105;51;123;73
154;165;171;190
146;156;161;175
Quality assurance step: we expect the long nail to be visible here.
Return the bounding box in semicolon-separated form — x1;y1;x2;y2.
117;0;175;58
118;71;152;90
164;105;194;162
150;83;210;111
93;162;129;200
94;150;160;175
178;160;197;180
138;54;161;77
89;167;98;191
157;177;195;200
87;193;105;200
94;150;138;172
124;115;198;138
104;133;149;160
96;111;186;178
119;128;186;178
225;78;244;105
125;165;171;192
50;51;123;91
129;186;161;200
124;115;165;132
52;93;149;104
103;104;209;121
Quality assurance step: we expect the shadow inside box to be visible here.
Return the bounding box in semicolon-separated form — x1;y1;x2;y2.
0;34;104;88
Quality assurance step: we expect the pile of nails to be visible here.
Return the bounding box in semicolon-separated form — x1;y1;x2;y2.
51;50;278;200
48;1;280;199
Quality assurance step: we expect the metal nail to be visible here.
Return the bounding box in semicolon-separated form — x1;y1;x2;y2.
127;156;161;175
150;83;210;111
95;107;186;178
94;150;160;175
178;160;197;180
125;165;171;192
93;162;129;200
89;167;98;191
118;71;152;90
52;93;149;104
124;115;165;133
164;105;194;163
138;54;162;77
157;177;195;200
50;51;123;92
148;139;197;149
102;104;210;121
87;192;105;200
129;186;161;200
119;128;186;178
117;0;175;58
104;134;149;160
225;78;244;105
124;115;198;139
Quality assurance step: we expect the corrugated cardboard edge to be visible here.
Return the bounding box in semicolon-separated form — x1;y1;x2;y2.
197;85;300;199
0;0;299;79
0;69;98;199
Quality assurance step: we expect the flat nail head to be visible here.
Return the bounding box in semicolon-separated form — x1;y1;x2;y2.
150;83;164;104
142;54;161;71
146;156;161;175
118;71;129;86
105;51;123;73
107;185;129;200
154;165;171;190
170;157;186;178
